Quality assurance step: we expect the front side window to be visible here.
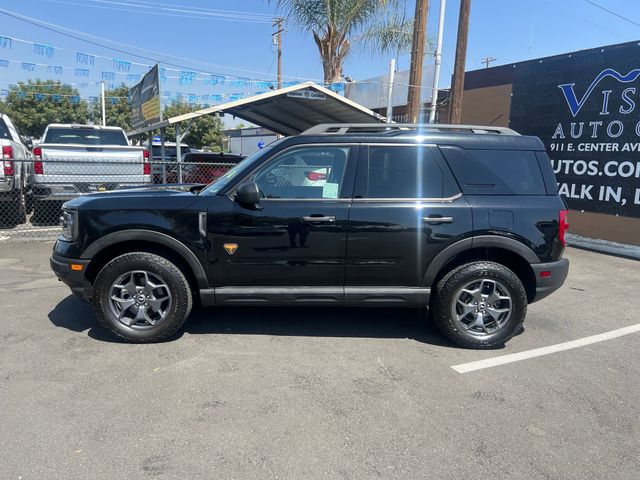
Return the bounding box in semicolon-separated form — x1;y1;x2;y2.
253;146;351;199
365;146;444;199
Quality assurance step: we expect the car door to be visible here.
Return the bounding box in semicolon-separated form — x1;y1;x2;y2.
344;143;472;305
207;143;358;304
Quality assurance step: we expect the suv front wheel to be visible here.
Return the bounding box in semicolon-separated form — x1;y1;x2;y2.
433;261;527;349
92;252;193;342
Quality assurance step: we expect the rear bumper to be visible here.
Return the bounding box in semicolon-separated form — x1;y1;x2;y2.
33;181;151;201
50;252;92;301
531;257;569;303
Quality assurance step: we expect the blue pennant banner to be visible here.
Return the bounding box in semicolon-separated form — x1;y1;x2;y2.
127;74;141;82
102;71;115;81
0;36;12;49
47;65;63;75
179;71;197;85
113;58;132;72
21;63;36;72
33;44;55;58
75;52;95;66
0;59;8;68
74;68;90;77
206;75;225;86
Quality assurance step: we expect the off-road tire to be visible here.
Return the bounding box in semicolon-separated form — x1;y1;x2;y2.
92;252;193;343
432;261;527;349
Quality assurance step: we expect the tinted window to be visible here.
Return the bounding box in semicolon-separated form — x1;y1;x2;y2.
441;147;546;195
152;145;191;159
0;119;11;140
45;128;128;145
365;146;443;198
254;146;350;199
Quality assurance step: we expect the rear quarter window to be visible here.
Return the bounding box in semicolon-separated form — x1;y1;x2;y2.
0;119;11;140
440;146;546;195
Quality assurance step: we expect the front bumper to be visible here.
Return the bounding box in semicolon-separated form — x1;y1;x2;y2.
531;257;569;303
50;252;92;301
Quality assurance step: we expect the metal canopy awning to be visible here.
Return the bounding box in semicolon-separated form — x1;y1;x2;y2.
127;82;386;137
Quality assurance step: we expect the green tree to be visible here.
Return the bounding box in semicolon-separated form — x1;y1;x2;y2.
0;80;89;137
162;102;224;149
272;0;418;84
89;84;132;130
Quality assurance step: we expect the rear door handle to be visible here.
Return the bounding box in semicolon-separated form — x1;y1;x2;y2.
423;215;454;225
302;215;336;223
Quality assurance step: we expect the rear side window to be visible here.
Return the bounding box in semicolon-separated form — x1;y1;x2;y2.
364;146;443;198
44;128;128;145
441;147;546;195
0;119;11;140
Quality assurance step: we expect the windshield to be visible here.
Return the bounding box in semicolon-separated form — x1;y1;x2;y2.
199;143;280;195
44;128;128;145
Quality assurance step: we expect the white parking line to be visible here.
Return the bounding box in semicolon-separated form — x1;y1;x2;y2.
452;323;640;373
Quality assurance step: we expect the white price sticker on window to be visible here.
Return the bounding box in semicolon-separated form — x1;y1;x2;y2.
322;182;339;199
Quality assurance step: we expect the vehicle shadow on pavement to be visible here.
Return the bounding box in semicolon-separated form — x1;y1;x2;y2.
48;295;460;347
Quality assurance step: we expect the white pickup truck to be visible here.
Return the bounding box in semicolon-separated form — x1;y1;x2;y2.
32;124;151;220
0;113;31;225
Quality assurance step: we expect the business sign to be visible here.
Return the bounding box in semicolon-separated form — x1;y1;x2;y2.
129;64;161;129
509;41;640;218
287;89;326;100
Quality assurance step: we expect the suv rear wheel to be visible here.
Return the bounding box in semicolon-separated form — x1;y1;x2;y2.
433;261;527;349
92;252;193;342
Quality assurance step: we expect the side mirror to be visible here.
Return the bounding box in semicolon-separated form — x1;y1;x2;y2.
235;182;261;208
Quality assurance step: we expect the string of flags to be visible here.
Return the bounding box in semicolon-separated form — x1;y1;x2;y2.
0;87;283;106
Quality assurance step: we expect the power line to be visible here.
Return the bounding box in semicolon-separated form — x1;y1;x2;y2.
83;0;274;20
583;0;640;28
0;8;304;81
540;0;627;40
42;0;274;23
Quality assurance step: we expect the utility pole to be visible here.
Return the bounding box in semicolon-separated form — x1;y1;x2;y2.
428;0;446;124
406;0;429;124
386;58;396;123
449;0;471;124
101;81;106;126
481;56;497;69
272;17;284;89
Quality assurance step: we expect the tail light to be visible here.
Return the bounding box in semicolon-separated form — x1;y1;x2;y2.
143;150;151;175
2;146;14;175
33;147;44;174
305;171;327;182
559;210;569;247
3;161;14;175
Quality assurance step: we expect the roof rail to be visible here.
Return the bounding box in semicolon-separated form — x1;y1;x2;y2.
301;123;520;136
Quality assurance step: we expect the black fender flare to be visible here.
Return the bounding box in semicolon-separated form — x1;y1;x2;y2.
82;229;209;289
421;235;539;287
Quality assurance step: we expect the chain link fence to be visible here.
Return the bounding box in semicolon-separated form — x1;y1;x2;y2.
0;158;238;242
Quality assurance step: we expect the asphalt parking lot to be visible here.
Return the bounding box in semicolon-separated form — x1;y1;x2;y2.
1;243;639;479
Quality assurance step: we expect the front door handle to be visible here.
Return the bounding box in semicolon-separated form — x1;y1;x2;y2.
302;215;336;223
423;215;454;225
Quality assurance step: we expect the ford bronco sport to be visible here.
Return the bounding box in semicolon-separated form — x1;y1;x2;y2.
50;124;569;348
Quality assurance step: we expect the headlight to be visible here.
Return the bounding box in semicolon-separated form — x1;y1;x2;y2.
60;209;78;241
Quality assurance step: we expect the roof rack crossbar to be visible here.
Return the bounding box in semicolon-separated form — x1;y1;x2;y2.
302;123;520;136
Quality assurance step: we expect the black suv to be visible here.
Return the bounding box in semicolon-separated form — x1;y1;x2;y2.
51;124;569;348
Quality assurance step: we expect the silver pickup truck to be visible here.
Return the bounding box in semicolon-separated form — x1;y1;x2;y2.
0;113;31;225
32;124;151;220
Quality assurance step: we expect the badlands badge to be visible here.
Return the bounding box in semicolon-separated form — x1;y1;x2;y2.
223;243;238;255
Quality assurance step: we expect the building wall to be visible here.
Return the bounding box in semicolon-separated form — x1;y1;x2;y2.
454;46;640;247
460;84;512;127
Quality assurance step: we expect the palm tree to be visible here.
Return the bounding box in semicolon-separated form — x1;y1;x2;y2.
272;0;417;84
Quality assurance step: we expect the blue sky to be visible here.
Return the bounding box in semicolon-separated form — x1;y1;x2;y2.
0;0;637;108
